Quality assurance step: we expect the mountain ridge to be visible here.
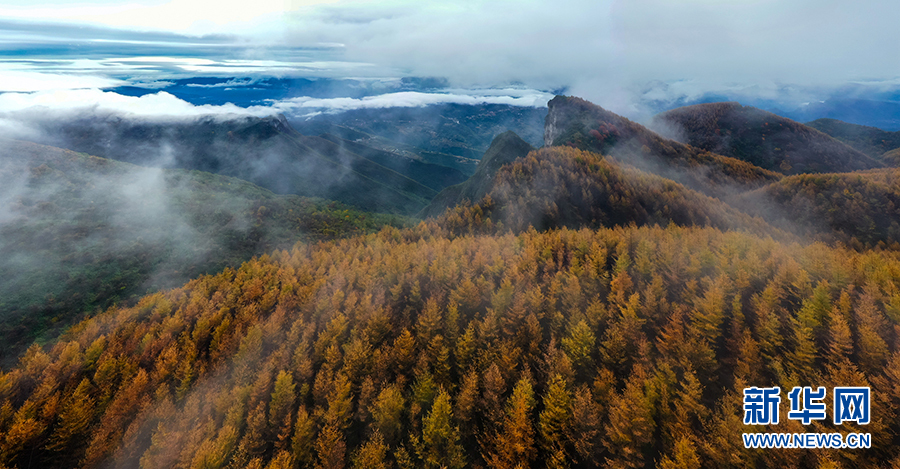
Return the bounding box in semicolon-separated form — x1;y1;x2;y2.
805;117;900;162
544;96;782;198
730;167;900;248
19;114;463;215
5;96;900;469
420;130;535;219
652;102;881;174
437;145;781;237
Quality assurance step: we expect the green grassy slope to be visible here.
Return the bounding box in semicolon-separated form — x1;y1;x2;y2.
292;122;480;176
290;102;547;161
33;115;452;215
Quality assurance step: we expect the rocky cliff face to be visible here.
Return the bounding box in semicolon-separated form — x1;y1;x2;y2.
543;97;565;146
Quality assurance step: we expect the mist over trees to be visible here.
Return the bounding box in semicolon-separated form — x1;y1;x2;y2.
0;139;407;366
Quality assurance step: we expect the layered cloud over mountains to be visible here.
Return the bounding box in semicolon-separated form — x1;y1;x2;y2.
274;90;554;114
2;0;899;122
0;89;276;120
0;87;552;146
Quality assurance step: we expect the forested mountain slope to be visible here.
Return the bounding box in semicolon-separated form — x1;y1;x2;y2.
6;95;900;469
0;139;406;365
437;146;778;237
420;131;534;218
544;96;781;197
884;148;900;166
316;133;469;192
652;103;880;174
1;223;899;468
731;168;900;248
806;118;900;161
287;122;481;176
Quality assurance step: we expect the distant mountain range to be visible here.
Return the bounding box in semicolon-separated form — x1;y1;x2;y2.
107;76;900;132
543;96;781;198
109;77;456;107
290;102;547;161
779;97;900;131
427;96;900;249
20;114;470;215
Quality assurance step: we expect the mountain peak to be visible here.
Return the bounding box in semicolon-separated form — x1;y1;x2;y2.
544;95;626;147
419;130;534;218
477;130;535;175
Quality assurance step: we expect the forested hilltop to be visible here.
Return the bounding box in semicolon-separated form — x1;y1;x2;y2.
806;118;900;162
3;95;900;468
731;168;900;249
651;102;880;174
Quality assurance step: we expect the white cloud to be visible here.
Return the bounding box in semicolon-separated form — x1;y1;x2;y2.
184;78;259;88
272;90;554;113
0;89;277;119
128;80;177;89
0;88;551;129
0;56;386;87
274;0;900;115
174;59;375;75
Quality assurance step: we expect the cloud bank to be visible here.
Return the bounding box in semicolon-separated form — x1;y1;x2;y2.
0;87;551;144
0;89;278;122
274;90;553;114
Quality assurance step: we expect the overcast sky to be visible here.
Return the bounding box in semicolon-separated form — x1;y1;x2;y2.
0;0;898;117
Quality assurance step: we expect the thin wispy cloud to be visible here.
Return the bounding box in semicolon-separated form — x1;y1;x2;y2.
0;70;123;92
0;0;319;36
